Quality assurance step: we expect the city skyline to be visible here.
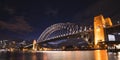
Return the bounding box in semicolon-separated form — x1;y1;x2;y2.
0;0;120;41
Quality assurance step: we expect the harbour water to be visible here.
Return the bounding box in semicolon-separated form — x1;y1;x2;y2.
0;50;119;60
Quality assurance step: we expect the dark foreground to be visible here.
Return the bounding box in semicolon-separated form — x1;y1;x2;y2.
0;50;119;60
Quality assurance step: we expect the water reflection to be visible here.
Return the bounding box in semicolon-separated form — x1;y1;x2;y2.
21;53;25;60
94;50;108;60
32;53;37;60
108;52;120;60
0;50;120;60
42;51;94;60
43;52;48;60
42;50;109;60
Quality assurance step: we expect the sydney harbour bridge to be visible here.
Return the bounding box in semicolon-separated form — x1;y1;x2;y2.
29;15;120;50
37;22;93;48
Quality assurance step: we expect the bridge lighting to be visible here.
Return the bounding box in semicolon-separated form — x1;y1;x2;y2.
76;31;78;33
84;26;87;31
118;33;120;35
66;33;68;35
72;31;75;34
69;28;72;32
67;37;69;38
89;27;92;31
108;34;115;41
56;36;58;38
79;30;82;32
75;31;77;33
54;37;56;38
96;26;100;32
116;44;120;49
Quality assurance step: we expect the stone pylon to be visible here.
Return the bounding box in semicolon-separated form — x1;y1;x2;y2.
94;15;112;46
32;40;37;51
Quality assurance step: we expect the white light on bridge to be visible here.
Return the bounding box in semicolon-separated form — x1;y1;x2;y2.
118;33;120;35
116;44;120;49
108;34;115;41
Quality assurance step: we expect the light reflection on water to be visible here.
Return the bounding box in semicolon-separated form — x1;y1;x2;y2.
0;50;119;60
42;51;94;60
94;50;108;60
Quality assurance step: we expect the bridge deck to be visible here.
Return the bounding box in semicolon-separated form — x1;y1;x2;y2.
38;30;93;43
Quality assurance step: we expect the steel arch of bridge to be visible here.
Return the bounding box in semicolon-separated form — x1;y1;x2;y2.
37;22;92;43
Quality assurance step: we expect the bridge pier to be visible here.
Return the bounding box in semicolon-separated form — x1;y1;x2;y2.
32;40;37;51
94;15;112;49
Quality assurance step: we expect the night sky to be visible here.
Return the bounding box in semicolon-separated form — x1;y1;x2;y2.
0;0;120;41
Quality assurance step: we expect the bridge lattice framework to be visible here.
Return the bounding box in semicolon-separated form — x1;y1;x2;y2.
37;22;93;43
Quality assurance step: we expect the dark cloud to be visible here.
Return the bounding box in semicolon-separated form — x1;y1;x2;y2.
0;4;32;34
0;34;23;41
45;8;58;17
0;16;32;34
4;6;15;15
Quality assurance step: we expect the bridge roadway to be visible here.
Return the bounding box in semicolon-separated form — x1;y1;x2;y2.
37;30;93;44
